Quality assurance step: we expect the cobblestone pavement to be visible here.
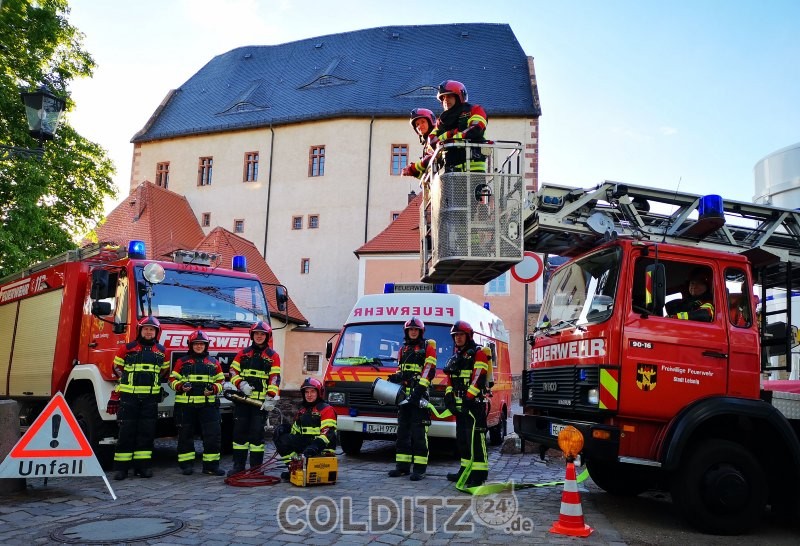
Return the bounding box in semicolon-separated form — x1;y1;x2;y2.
0;424;626;545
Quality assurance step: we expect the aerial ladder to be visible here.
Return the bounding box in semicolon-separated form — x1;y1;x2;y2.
523;180;800;373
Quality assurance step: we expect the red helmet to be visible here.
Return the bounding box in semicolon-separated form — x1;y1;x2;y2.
137;315;161;336
437;80;468;103
301;377;324;399
249;321;272;341
404;316;425;335
450;320;474;338
187;330;211;348
409;108;436;132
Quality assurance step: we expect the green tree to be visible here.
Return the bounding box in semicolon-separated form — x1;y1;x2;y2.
0;0;116;277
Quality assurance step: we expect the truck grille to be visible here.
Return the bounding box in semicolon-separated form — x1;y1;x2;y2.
331;382;397;415
523;366;599;411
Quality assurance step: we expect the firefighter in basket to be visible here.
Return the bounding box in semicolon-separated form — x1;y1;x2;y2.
169;330;226;476
401;107;438;179
429;80;488;173
109;315;169;480
443;320;491;487
227;321;282;476
386;317;437;480
273;377;337;481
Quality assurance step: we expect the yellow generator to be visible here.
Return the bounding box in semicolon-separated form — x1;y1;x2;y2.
289;455;338;486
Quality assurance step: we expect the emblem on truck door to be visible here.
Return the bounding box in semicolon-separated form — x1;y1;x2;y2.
636;363;657;391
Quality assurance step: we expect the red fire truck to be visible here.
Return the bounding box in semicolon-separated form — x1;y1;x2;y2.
0;241;286;462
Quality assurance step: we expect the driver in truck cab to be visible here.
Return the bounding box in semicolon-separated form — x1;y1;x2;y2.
666;267;715;322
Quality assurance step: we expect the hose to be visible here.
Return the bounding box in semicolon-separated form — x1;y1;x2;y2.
224;451;284;487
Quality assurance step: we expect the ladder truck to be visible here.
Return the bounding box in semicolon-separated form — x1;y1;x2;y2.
502;181;800;534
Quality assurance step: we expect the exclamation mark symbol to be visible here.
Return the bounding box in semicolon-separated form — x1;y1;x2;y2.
50;414;61;448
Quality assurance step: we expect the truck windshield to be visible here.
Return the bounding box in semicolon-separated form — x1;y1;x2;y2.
135;267;269;325
333;324;454;368
538;247;621;328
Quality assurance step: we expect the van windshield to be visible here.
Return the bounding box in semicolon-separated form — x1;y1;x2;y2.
333;324;454;368
538;247;621;329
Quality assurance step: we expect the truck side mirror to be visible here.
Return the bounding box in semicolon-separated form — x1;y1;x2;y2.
112;323;127;335
644;263;666;316
275;286;288;312
326;340;333;360
91;301;112;316
90;269;111;300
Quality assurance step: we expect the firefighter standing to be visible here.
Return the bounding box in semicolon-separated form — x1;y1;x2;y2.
401;107;438;179
443;320;491;487
273;377;337;481
666;268;715;322
227;321;281;476
169;330;226;476
109;315;169;480
387;317;437;480
429;80;488;173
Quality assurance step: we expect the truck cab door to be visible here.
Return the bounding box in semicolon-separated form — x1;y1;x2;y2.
84;269;130;376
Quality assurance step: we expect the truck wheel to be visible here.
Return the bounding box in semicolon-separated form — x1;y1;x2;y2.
585;458;651;496
338;431;363;455
671;439;767;535
488;409;507;446
71;393;113;469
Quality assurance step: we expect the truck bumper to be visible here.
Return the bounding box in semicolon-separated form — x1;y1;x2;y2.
338;415;456;439
513;413;620;460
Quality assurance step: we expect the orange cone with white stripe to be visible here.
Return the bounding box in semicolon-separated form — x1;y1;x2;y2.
550;461;593;537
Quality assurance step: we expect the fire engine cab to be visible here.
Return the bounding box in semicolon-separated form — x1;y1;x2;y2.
0;241;287;462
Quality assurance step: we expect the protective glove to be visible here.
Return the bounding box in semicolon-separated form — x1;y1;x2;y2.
408;385;426;407
386;373;402;384
401;164;418;177
239;381;253;396
443;355;459;375
181;382;193;392
106;391;120;415
302;445;320;458
444;391;458;413
203;386;215;396
261;397;277;412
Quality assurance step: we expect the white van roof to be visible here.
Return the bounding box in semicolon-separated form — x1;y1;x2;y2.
345;293;510;343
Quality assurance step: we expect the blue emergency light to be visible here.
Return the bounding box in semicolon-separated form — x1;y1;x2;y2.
232;255;247;272
698;195;724;219
484;302;491;310
128;240;146;260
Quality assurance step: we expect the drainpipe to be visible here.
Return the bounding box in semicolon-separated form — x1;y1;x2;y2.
263;123;274;257
364;117;374;243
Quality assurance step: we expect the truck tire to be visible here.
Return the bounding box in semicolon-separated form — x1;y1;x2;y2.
671;439;767;535
338;431;363;455
585;458;650;496
488;408;507;446
71;393;114;469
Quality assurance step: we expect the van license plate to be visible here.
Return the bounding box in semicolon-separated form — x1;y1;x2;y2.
364;423;398;435
550;423;568;437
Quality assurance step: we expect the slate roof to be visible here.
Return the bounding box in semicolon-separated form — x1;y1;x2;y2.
133;23;538;142
355;193;422;255
93;182;307;324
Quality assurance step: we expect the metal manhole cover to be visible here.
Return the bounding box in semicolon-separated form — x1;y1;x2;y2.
50;515;184;544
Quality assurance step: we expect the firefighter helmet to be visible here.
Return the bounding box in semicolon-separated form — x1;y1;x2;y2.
404;316;425;335
188;330;211;348
450;320;474;339
689;267;711;285
300;377;324;399
137;315;161;336
409;108;436;133
437;80;468;103
249;320;272;341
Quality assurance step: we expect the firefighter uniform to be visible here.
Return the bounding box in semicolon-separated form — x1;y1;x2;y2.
111;316;169;480
274;378;337;479
388;317;437;479
666;268;715;322
430;80;488;173
169;331;225;476
444;321;491;487
228;321;281;474
401;108;437;179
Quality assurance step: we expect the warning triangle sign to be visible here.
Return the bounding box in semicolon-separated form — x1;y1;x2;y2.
10;392;94;458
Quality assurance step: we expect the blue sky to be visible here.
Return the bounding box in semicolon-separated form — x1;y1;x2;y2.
67;0;800;211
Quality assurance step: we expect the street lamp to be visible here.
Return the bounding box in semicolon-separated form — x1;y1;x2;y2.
0;85;67;161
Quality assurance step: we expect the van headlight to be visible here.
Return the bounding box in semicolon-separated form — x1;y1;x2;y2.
587;388;599;405
328;392;346;405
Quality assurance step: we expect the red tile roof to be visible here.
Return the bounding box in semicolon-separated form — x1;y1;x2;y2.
197;228;308;325
356;193;422;254
93;182;307;325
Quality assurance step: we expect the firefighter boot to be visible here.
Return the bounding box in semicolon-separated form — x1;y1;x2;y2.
446;467;465;482
180;464;194;476
134;467;153;478
388;464;411;477
410;464;427;481
113;469;128;481
202;464;226;476
280;470;291;481
249;452;264;470
465;470;487;488
227;451;247;477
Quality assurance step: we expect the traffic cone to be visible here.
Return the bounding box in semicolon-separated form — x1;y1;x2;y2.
549;461;594;537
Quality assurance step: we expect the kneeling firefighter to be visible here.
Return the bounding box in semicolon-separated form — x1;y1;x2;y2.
273;377;337;481
169;330;226;476
387;317;437;480
443;320;491;487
